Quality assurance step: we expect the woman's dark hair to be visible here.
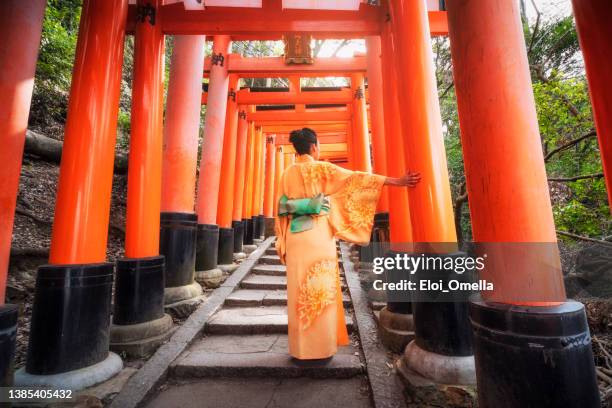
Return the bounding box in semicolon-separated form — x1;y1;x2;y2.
289;127;318;155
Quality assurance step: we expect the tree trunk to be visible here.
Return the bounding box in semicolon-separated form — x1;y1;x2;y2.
25;129;128;174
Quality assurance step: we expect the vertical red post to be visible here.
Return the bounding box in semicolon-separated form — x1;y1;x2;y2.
351;73;372;172
0;0;46;385
447;0;563;303
242;116;256;247
374;23;416;354
49;0;128;265
389;0;457;246
217;74;239;266
111;0;173;358
380;26;413;247
263;134;276;236
447;1;599;405
366;36;390;215
571;0;612;211
20;0;127;386
195;35;231;225
274;146;285;216
161;35;205;215
232;107;249;254
160;35;206;301
195;35;231;274
0;0;46;303
125;0;165;259
389;0;473;387
251;127;265;240
217;75;239;230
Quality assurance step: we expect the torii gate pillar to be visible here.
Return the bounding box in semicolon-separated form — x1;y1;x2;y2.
376;25;415;354
242;117;257;251
17;0;127;389
263;134;277;237
350;73;372;172
571;0;612;211
448;0;599;406
195;35;231;287
0;0;46;386
217;74;240;272
232;107;249;258
160;35;206;306
389;0;475;387
110;0;174;358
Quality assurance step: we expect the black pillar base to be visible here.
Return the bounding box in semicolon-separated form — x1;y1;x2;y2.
196;223;219;271
0;304;18;386
259;215;266;238
384;250;412;315
232;220;244;253
252;215;264;239
160;212;197;288
243;218;254;245
360;242;375;263
113;256;165;326
264;217;275;237
361;213;390;263
251;216;259;240
412;252;473;357
470;299;600;408
26;263;114;375
372;212;390;259
218;227;235;265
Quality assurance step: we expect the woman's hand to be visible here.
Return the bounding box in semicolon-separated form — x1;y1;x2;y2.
384;171;422;187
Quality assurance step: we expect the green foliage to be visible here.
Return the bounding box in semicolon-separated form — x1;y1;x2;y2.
29;0;82;136
436;13;610;241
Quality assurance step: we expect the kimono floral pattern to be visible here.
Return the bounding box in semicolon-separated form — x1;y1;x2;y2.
300;161;337;185
337;172;384;234
297;259;339;329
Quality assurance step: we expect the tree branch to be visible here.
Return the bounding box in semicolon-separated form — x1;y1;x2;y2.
544;130;597;161
527;0;542;57
557;230;612;247
15;207;52;225
548;173;604;182
330;39;350;58
10;247;49;258
439;82;454;99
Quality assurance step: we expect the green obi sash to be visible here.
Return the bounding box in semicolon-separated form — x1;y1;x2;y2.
278;193;331;233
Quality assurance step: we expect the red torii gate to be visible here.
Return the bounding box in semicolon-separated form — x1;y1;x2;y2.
0;0;607;406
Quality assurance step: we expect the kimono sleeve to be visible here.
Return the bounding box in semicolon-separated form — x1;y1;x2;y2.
324;165;386;245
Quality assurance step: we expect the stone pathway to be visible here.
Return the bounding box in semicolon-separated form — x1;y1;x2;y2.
144;242;373;408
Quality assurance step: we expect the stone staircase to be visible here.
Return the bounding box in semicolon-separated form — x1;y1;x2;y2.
145;242;372;408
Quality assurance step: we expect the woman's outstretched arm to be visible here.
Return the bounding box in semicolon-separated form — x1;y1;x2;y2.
384;171;421;187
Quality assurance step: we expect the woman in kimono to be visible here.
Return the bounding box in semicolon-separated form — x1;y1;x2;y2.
275;128;420;363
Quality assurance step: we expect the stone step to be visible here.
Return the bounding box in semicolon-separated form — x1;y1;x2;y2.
259;255;282;265
265;247;278;255
171;334;363;379
241;274;287;290
147;378;372;408
205;306;354;335
225;289;351;307
241;274;347;291
251;264;286;276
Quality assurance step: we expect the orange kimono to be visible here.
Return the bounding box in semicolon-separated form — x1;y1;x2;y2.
275;154;385;359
